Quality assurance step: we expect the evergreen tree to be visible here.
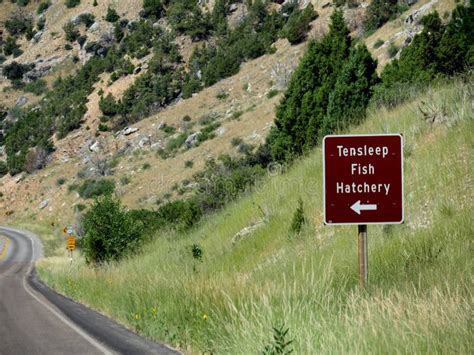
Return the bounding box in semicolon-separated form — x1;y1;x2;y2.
322;44;378;137
269;10;351;161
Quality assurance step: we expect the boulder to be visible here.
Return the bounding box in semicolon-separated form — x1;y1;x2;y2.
32;31;43;43
138;135;151;148
39;199;49;210
123;127;139;135
185;132;201;148
16;96;28;107
88;22;100;32
89;141;101;152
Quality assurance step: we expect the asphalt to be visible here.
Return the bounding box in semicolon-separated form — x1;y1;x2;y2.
0;227;180;355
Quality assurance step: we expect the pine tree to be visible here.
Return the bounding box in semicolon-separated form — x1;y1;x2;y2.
322;44;378;137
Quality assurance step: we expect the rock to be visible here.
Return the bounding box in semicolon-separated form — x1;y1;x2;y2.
133;66;142;75
158;121;166;129
88;22;100;32
152;21;160;28
138;136;151;148
215;127;227;136
185;132;201;148
32;31;43;43
229;3;238;12
89;141;101;152
70;16;81;26
39;199;49;210
150;141;163;150
16;96;28;107
123;127;139;135
232;220;265;244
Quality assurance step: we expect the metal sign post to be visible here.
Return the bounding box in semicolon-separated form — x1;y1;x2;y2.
323;134;404;288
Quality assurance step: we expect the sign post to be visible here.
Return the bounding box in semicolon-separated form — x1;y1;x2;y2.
323;134;404;288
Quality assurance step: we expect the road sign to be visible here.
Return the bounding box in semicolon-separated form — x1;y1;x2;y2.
67;236;76;251
323;134;404;225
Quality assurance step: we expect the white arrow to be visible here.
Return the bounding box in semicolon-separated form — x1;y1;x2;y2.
351;200;377;215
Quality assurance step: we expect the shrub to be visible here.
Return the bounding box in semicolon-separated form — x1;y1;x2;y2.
0;161;8;177
56;177;66;186
79;13;95;28
184;160;194;168
78;179;115;199
63;22;79;42
65;0;80;8
82;195;144;264
266;89;279;99
363;0;405;35
2;61;33;81
105;7;120;23
5;9;33;36
156;200;202;229
142;0;164;19
387;43;399;58
3;37;22;57
37;1;51;14
280;4;318;44
373;39;384;49
93;0;97;6
99;93;120;116
231;137;243;147
142;163;151;170
24;79;47;96
289;198;305;234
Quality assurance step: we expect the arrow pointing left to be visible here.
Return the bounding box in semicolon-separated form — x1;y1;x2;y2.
351;200;377;215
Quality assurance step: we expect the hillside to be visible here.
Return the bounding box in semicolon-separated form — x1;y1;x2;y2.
38;79;473;353
0;0;460;230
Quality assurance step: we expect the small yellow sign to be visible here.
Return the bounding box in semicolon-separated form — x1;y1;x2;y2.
67;236;76;251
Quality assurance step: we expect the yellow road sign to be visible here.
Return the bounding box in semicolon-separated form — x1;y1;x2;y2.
67;236;76;251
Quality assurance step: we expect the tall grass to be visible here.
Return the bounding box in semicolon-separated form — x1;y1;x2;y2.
38;80;473;353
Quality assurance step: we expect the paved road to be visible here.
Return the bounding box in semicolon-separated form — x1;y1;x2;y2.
0;227;179;355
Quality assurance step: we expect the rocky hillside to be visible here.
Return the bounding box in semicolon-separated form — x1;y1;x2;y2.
0;0;460;228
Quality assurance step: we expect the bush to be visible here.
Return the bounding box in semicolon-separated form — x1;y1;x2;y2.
387;43;399;58
3;37;22;57
0;161;8;177
280;4;318;44
142;0;164;19
83;195;144;264
63;22;79;42
99;93;120;116
373;39;384;49
156;200;202;229
289;198;305;234
184;160;194;168
363;0;404;35
2;61;33;81
37;1;51;14
105;7;120;23
78;179;115;199
65;0;80;8
24;79;47;95
56;177;66;186
5;9;33;36
79;13;95;28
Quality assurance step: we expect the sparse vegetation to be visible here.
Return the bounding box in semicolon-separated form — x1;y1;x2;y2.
65;0;80;9
78;179;116;199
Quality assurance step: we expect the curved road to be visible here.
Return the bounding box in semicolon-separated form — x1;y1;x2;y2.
0;227;179;355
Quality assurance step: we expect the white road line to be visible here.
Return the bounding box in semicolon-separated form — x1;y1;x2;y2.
20;233;114;355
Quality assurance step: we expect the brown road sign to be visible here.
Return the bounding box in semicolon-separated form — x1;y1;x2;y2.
323;134;404;225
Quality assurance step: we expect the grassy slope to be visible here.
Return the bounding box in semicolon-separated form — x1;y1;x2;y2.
38;80;473;353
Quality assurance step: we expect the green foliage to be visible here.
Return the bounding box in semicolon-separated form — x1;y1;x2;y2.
105;7;120;23
3;37;23;57
93;0;97;6
5;10;33;36
166;0;212;41
78;13;95;28
83;195;144;264
142;0;164;19
280;4;318;44
262;324;294;355
63;22;79;42
2;61;33;81
24;79;48;95
65;0;80;8
322;44;378;137
363;0;405;35
16;0;30;6
387;43;398;58
56;177;66;186
289;198;305;234
78;179;116;199
99;93;120;116
191;243;203;261
373;39;384;49
269;10;352;161
156;200;202;229
37;1;51;14
374;5;474;107
0;161;8;177
184;160;194;168
267;89;279;99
